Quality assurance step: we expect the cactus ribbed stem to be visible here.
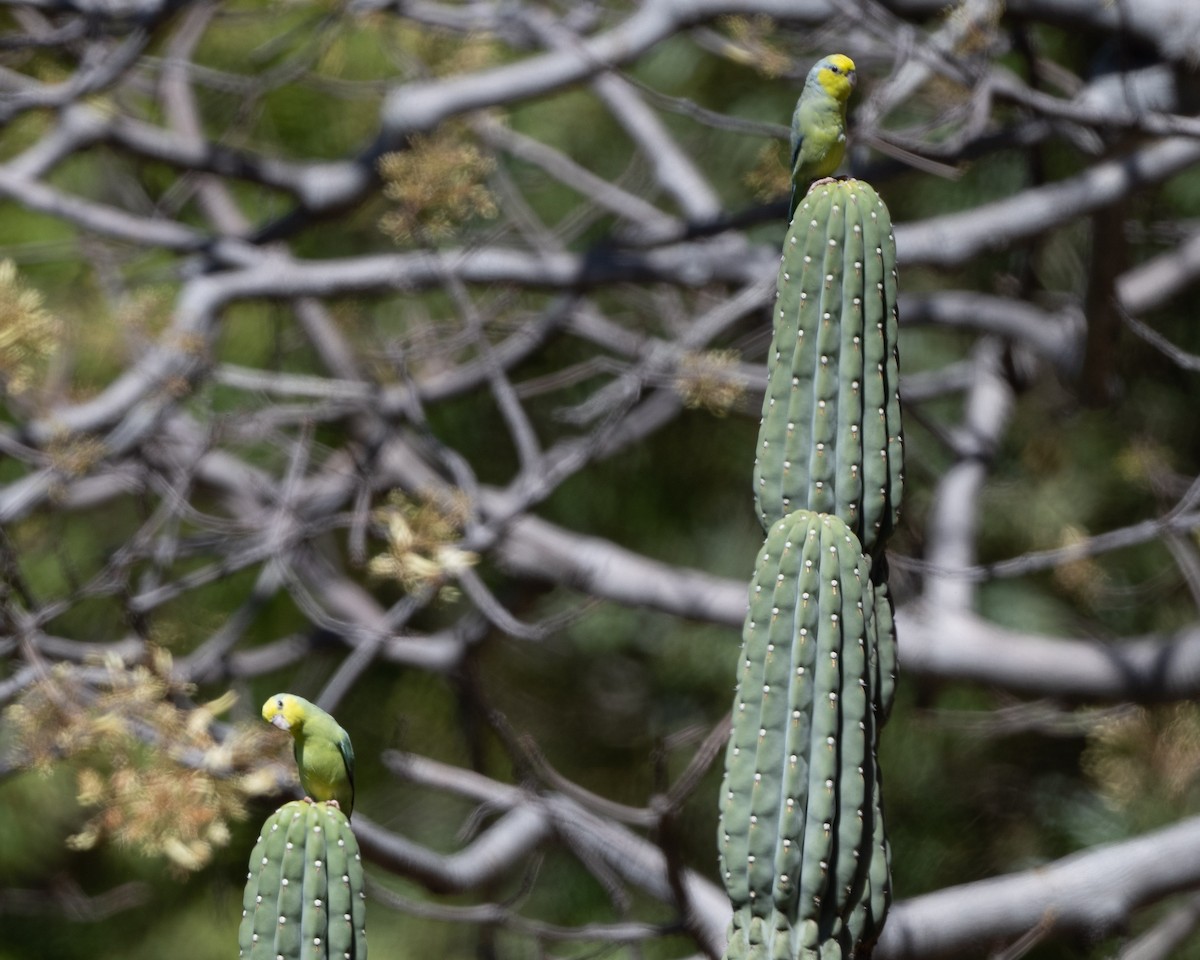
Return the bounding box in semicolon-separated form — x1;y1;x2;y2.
719;510;890;960
754;180;903;560
240;801;367;960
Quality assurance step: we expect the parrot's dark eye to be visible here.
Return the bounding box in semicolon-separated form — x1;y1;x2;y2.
276;698;283;709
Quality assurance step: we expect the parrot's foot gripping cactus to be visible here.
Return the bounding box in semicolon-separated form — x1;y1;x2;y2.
719;510;892;960
239;801;367;960
754;179;902;563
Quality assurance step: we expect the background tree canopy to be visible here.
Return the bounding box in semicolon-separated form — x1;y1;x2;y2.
2;0;1200;958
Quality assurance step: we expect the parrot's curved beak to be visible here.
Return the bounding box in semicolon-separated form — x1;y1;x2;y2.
270;713;291;731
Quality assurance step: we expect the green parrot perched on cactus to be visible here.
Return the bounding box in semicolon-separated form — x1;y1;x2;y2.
789;53;857;220
263;694;355;817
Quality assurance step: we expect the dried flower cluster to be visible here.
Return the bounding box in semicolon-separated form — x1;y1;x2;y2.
1051;524;1110;608
5;649;279;870
675;349;746;416
945;0;1005;57
0;259;59;397
716;15;790;78
744;140;791;203
1084;704;1200;814
46;432;108;479
411;26;497;78
378;129;498;243
367;489;477;600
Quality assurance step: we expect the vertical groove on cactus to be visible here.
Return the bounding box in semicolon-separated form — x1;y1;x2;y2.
720;510;889;960
754;179;903;560
240;801;367;960
870;571;898;725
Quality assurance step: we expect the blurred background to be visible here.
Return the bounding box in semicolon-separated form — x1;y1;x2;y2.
2;0;1200;957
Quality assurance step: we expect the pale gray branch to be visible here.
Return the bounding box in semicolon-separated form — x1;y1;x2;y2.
877;815;1200;960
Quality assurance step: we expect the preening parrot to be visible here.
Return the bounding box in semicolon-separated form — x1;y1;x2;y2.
789;53;857;220
262;693;355;817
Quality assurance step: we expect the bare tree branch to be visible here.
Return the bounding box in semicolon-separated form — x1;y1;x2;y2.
877;815;1200;960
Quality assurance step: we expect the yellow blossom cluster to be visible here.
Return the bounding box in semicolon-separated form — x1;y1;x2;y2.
367;489;477;601
744;141;791;204
378;129;498;243
675;349;747;416
1084;704;1200;815
716;16;790;78
0;259;59;397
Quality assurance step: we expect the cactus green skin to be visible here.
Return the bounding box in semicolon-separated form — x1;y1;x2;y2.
753;180;903;559
719;510;890;960
240;801;367;960
869;570;898;725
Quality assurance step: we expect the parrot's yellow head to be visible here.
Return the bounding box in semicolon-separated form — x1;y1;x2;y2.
810;54;857;103
263;693;306;736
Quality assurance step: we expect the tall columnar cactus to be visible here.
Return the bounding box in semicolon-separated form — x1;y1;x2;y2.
719;510;891;960
753;179;903;562
719;173;903;960
240;801;367;960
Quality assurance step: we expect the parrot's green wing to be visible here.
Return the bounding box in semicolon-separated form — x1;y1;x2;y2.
338;724;356;808
301;702;356;815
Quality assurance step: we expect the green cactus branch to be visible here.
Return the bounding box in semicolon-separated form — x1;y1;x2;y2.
721;175;902;960
753;180;903;562
719;510;891;960
240;801;367;960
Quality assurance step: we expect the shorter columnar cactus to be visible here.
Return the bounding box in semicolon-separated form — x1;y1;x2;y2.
719;509;891;960
239;801;367;960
